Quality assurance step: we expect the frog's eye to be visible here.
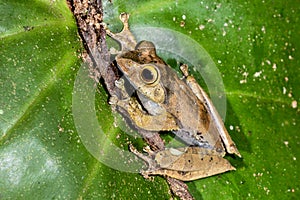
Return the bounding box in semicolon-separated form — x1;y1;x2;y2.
140;65;160;85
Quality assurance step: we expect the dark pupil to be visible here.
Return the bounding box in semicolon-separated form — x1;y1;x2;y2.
142;68;154;81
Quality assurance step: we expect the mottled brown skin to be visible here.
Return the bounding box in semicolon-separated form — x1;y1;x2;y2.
107;13;240;182
115;41;227;154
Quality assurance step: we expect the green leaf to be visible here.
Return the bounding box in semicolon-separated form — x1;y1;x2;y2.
1;0;299;199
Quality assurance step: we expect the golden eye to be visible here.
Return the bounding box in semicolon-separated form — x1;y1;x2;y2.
140;65;160;85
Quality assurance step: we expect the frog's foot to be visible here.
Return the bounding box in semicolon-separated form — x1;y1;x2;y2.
108;95;119;105
108;79;129;106
180;64;189;77
103;13;130;36
105;12;137;52
142;145;158;157
119;13;130;31
140;171;155;181
114;78;125;88
129;144;158;173
114;78;131;99
109;94;131;113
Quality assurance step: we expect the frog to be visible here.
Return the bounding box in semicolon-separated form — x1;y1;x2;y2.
106;13;241;181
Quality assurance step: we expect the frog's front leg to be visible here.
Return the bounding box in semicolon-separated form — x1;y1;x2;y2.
180;64;241;157
110;79;179;131
119;98;179;131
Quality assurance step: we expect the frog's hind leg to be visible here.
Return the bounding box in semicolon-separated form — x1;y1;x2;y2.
180;64;241;157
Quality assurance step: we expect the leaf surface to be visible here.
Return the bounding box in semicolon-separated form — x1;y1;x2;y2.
1;0;299;199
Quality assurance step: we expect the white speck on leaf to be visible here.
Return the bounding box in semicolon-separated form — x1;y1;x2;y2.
243;72;249;77
254;71;262;77
222;29;227;36
283;87;287;95
180;21;185;27
292;100;297;108
199;24;205;30
272;63;277;71
261;26;266;34
240;79;247;84
264;186;270;195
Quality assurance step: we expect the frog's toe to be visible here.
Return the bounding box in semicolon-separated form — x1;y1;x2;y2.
180;64;189;77
119;12;130;25
140;171;154;181
108;95;119;105
114;78;125;88
143;146;156;156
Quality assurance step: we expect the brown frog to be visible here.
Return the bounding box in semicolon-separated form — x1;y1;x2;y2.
106;13;241;181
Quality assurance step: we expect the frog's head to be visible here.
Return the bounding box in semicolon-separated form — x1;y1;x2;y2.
115;41;166;104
